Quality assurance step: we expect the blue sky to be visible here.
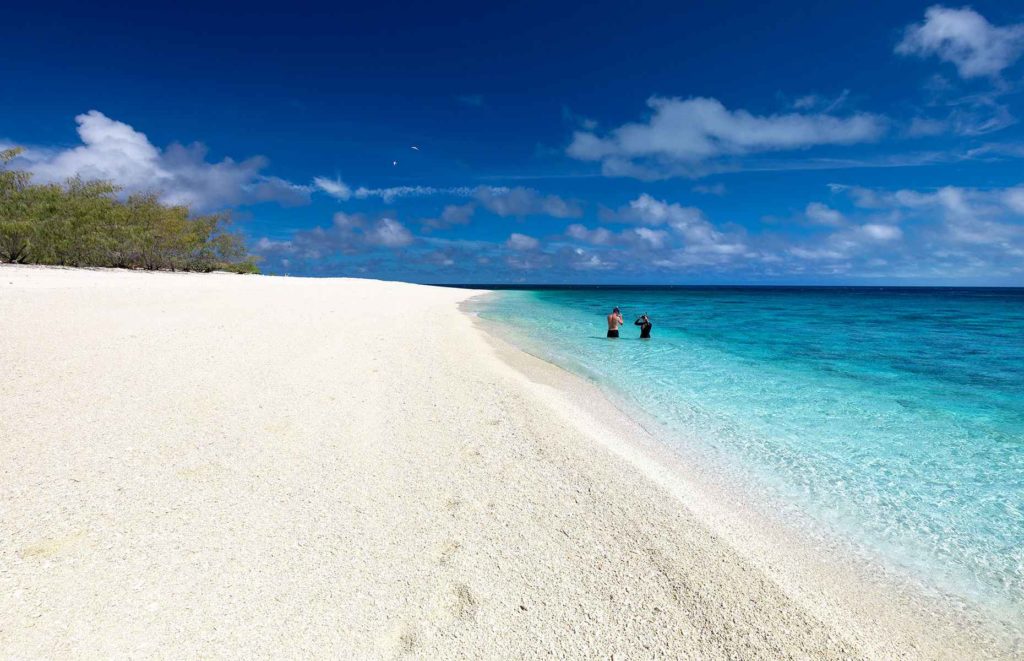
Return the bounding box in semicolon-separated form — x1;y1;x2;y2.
4;1;1024;284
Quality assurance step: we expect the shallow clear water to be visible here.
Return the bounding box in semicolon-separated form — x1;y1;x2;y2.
476;287;1024;620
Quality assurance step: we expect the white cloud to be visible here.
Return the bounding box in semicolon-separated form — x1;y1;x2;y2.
568;248;616;271
331;212;364;232
832;182;1024;252
805;202;846;226
1004;187;1024;214
367;218;414;247
623;194;735;247
506;233;540;251
421;203;476;231
567;96;886;178
618;194;705;227
566;223;614;245
631;227;669;249
608;194;749;257
313;177;352;200
860;223;903;241
565;222;668;250
788;246;847;261
254;212;415;269
11;110;309;211
255;237;292;252
313;179;497;204
896;6;1024;79
310;179;581;219
254;184;1024;281
474;186;582;218
355;185;478;203
441;203;476;224
787;220;903;267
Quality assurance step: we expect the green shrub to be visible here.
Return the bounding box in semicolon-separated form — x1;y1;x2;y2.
0;147;260;273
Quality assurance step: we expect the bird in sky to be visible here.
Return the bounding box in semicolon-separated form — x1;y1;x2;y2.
411;145;420;151
392;160;398;166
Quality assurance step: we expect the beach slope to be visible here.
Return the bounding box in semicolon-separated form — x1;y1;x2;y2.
0;266;985;658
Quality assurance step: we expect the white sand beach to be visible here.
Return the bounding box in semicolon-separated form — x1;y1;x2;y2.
0;266;1012;658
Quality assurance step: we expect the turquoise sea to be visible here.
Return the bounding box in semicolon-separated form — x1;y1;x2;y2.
475;286;1024;626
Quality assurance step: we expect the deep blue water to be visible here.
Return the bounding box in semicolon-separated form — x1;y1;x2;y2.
474;286;1024;620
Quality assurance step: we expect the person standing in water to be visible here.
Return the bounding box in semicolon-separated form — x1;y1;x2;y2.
635;313;652;339
607;307;624;338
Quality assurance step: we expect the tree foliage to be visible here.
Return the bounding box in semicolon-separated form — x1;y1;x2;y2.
0;147;259;273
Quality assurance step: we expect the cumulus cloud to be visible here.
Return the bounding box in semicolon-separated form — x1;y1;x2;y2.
421;203;477;231
473;186;582;218
583;188;1018;279
366;217;414;247
506;233;540;251
253;212;416;271
805;202;846;226
11;110;310;211
1004;187;1024;214
631;227;670;249
830;182;1024;258
896;6;1024;79
788;246;848;261
565;222;668;250
567;96;886;178
785;219;904;268
568;247;616;271
590;194;752;264
257;192;753;278
310;178;581;219
566;223;614;245
255;183;1024;281
618;194;744;251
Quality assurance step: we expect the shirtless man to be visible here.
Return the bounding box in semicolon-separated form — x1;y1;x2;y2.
607;307;624;338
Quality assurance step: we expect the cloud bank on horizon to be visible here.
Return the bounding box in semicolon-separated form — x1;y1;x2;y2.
2;4;1024;284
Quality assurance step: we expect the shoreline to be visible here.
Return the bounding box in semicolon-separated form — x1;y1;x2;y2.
465;293;1022;657
0;265;1017;657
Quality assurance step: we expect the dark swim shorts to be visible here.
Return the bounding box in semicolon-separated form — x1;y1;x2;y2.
607;329;619;338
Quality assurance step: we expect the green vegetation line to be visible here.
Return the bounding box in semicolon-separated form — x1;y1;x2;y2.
0;147;259;273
